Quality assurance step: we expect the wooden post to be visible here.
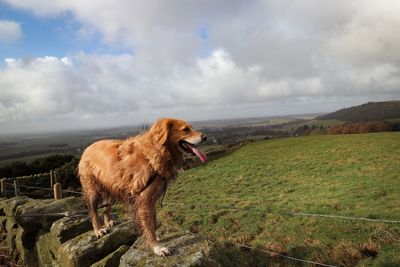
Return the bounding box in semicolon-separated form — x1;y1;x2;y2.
1;179;6;198
50;170;54;188
14;180;20;196
54;183;62;200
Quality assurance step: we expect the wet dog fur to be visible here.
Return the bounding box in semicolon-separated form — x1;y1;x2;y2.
78;118;206;256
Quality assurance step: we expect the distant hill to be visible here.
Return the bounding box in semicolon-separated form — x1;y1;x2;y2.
317;100;400;122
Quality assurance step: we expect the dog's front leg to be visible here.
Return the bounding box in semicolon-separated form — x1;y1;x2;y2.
137;194;171;256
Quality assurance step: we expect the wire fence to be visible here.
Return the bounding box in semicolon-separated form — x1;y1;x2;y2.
1;179;83;199
162;222;337;267
2;180;400;224
162;202;400;224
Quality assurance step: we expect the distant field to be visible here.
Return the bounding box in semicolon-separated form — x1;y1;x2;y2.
0;115;312;165
275;119;344;131
159;132;400;266
0;126;141;165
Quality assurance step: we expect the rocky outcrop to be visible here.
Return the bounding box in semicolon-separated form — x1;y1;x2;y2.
58;220;136;267
36;214;92;266
0;196;258;266
91;245;130;267
120;228;220;266
0;196;87;265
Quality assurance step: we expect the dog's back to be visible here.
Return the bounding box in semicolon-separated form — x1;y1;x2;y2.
78;139;123;191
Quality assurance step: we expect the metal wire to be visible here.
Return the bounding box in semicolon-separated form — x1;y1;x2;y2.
163;202;400;224
163;222;337;267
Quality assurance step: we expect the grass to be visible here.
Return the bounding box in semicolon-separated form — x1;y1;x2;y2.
158;132;400;266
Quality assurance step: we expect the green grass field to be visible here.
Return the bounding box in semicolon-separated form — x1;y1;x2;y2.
159;132;400;266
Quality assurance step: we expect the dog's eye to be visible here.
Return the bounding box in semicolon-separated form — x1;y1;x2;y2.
182;127;190;133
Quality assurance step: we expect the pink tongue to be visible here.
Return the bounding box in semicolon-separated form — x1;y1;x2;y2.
186;143;207;163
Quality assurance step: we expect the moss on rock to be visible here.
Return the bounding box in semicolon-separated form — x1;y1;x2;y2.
91;245;130;267
57;220;136;267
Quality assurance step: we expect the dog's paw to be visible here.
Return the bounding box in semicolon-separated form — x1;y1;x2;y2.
106;220;116;227
95;228;107;238
153;244;171;257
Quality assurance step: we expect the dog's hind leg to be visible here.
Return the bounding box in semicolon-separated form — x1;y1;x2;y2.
89;199;107;237
90;203;105;237
103;197;116;228
83;184;107;238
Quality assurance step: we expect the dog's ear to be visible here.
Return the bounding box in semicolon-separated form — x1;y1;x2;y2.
151;118;172;145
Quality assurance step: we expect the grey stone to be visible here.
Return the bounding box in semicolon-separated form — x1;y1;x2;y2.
37;230;56;267
15;196;86;232
15;226;37;266
91;245;130;267
119;226;220;267
57;220;136;267
36;215;92;266
1;196;30;217
51;214;92;243
4;217;18;258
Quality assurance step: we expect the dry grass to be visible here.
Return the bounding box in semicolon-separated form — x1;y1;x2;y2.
330;241;362;266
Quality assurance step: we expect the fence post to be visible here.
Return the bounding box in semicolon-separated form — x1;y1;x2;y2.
54;183;62;200
14;180;20;196
1;179;6;198
50;170;54;188
54;171;58;184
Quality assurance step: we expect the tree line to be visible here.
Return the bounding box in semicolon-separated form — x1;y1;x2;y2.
0;154;75;178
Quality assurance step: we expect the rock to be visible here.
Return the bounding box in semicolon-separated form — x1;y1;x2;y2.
91;245;130;267
51;214;92;244
4;218;18;258
1;196;30;217
0;196;31;258
9;196;86;265
15;226;37;266
15;197;86;232
0;215;7;234
37;230;56;266
36;215;92;266
119;226;266;267
57;220;136;267
119;226;220;267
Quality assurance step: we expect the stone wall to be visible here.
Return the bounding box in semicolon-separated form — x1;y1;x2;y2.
0;196;262;267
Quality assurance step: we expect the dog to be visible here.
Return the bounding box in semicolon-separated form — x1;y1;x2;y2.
78;118;207;256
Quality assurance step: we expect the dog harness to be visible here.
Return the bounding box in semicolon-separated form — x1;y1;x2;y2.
141;173;168;207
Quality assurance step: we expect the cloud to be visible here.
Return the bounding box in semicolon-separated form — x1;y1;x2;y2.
1;48;398;125
0;56;81;122
1;0;400;133
324;0;400;65
0;20;22;43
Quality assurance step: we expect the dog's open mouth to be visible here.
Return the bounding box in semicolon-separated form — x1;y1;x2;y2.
179;140;207;163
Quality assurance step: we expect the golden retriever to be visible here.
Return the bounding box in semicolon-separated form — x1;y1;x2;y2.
78;118;207;256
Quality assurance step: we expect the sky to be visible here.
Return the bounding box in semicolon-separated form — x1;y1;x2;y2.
0;0;399;134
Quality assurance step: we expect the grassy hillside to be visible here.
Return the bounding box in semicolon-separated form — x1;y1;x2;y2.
159;132;400;266
317;101;400;122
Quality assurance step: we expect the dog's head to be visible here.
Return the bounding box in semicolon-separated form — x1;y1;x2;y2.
150;118;207;162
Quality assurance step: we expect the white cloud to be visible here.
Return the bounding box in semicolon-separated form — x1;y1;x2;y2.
1;0;400;133
325;0;400;65
2;48;398;126
0;56;80;122
0;20;22;43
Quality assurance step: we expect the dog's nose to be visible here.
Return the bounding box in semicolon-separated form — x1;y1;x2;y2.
201;133;207;142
